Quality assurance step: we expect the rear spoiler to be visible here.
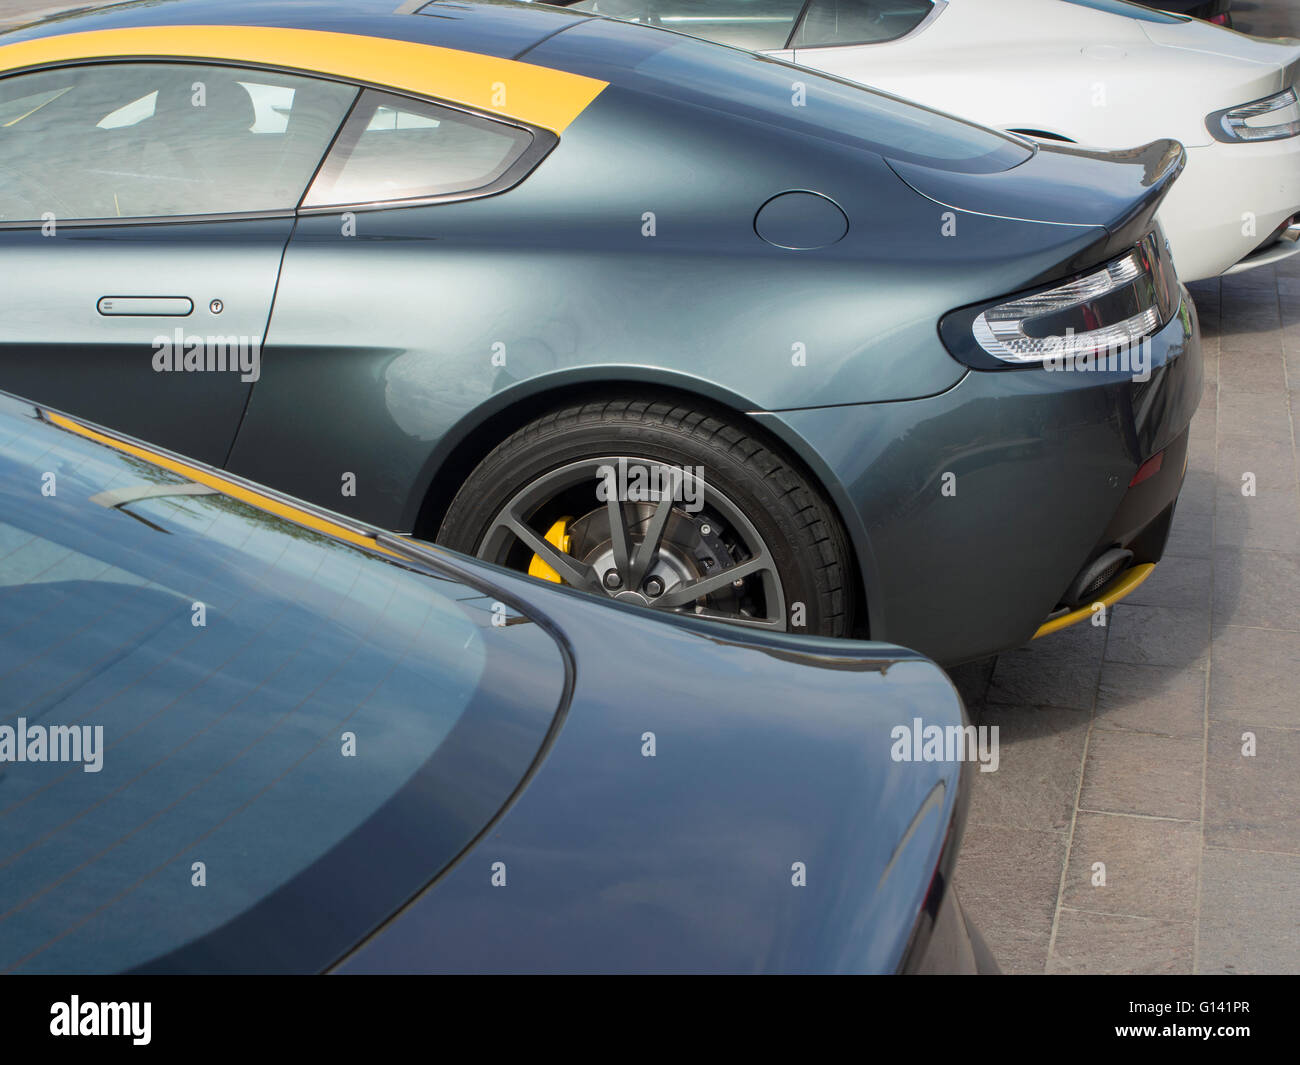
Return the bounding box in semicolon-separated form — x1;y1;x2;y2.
887;137;1186;249
1031;138;1187;245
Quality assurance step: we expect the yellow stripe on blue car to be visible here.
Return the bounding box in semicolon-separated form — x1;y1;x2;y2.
45;410;404;558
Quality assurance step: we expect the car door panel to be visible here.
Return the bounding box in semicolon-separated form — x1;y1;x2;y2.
0;220;292;465
0;60;356;462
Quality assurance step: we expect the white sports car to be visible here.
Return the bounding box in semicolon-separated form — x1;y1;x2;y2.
553;0;1300;282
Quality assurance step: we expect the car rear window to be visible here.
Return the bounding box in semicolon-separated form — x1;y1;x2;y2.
302;89;536;208
0;397;567;973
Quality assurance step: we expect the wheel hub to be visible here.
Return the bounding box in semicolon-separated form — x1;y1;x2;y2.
568;504;734;605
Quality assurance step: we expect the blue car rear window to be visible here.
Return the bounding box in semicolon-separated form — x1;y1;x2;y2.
0;397;567;973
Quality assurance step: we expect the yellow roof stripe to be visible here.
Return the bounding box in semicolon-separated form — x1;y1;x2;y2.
0;25;606;133
45;410;402;559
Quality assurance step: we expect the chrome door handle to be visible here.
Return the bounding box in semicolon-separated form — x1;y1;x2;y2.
97;296;194;316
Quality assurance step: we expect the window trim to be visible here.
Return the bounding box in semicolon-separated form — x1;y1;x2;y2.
298;86;558;216
781;0;817;49
0;57;556;230
0;207;298;231
786;0;946;52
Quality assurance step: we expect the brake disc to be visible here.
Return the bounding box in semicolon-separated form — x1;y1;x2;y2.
564;503;747;612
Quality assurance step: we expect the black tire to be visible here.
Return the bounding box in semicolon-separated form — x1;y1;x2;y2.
438;397;855;637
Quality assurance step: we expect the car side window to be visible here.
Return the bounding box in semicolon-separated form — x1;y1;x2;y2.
0;63;357;223
301;90;538;209
569;0;810;51
792;0;935;48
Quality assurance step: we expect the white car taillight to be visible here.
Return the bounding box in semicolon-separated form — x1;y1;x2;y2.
1210;87;1300;143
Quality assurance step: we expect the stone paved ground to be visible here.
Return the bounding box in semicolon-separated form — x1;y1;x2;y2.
0;0;1296;973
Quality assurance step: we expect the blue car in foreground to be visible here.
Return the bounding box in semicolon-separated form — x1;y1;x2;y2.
0;393;993;973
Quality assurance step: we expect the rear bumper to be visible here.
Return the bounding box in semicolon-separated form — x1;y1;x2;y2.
1161;137;1300;280
1033;411;1194;637
760;291;1203;665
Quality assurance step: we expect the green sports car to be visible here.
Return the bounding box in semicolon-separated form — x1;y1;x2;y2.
0;0;1201;662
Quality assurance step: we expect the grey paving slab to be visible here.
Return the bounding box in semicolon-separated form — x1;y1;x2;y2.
1213;439;1298;502
1213;494;1300;554
954;823;1066;975
1124;554;1212;611
1061;812;1201;922
1197;848;1300;975
1104;603;1210;669
985;624;1104;710
1212;548;1300;631
1049;910;1194;975
1078;729;1203;822
1175;466;1217;516
947;656;993;712
1095;661;1207;740
1164;505;1214;558
1209;625;1300;730
1204;723;1300;855
1215;391;1293;441
966;704;1089;834
1217;349;1289;394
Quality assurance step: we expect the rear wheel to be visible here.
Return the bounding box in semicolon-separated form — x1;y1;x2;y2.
438;398;854;635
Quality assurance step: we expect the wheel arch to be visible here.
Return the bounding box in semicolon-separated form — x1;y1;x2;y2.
405;369;873;637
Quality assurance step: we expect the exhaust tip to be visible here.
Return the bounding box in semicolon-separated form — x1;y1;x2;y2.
1061;548;1134;609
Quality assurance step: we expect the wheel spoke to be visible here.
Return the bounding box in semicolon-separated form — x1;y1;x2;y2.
685;609;786;631
502;515;599;591
605;493;632;581
627;482;676;588
656;552;770;609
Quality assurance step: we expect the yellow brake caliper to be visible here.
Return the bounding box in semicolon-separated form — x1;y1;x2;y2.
527;517;573;584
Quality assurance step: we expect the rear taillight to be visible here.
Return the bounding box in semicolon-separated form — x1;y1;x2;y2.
940;231;1180;371
1209;87;1300;144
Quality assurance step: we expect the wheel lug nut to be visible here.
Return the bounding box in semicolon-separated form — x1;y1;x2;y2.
603;570;623;590
644;576;665;597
